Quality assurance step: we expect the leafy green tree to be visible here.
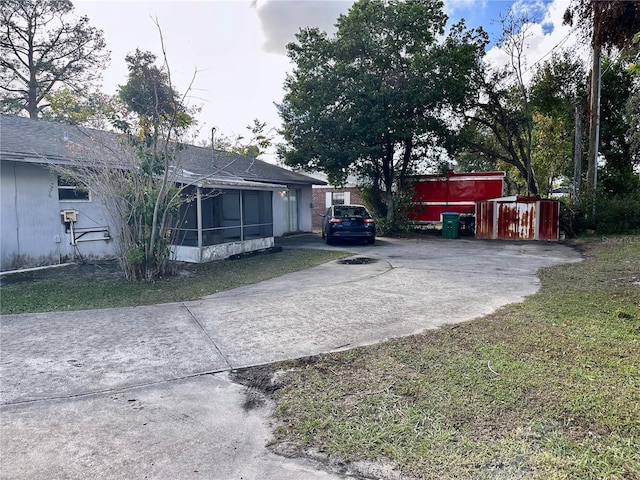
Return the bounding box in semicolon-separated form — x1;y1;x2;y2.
563;0;640;51
0;0;110;118
116;49;196;280
625;32;640;164
531;113;573;197
628;32;640;75
529;50;587;196
463;14;541;196
462;77;539;195
213;119;275;158
278;0;487;229
597;57;638;196
530;50;587;123
118;49;192;134
41;87;113;128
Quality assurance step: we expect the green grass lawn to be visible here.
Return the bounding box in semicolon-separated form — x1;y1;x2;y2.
0;248;349;314
240;237;640;480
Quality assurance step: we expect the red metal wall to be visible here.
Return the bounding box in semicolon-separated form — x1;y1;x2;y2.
408;171;505;223
538;200;560;241
475;201;494;239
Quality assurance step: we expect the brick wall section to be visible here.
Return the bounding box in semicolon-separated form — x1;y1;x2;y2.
312;187;364;229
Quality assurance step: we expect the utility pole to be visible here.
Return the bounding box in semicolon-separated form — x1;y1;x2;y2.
573;98;583;204
586;44;602;215
587;46;601;194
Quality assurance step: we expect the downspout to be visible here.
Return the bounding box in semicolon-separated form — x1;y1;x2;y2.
197;186;203;250
13;162;20;259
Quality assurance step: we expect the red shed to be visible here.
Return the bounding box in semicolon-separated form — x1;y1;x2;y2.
475;196;560;241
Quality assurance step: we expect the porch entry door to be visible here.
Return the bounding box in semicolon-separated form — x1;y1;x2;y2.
286;189;299;232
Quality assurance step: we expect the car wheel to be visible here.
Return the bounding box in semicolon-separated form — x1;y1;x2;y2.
367;237;376;245
325;234;333;245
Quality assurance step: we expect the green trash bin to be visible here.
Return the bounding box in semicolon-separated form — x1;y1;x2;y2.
442;212;460;239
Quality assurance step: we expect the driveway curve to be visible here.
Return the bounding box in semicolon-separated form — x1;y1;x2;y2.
0;234;582;479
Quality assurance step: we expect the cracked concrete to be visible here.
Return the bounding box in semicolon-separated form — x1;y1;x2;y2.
0;234;581;479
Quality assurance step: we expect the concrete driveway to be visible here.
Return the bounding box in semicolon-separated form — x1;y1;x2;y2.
0;234;581;479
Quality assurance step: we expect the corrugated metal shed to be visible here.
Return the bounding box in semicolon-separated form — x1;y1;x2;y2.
475;196;560;241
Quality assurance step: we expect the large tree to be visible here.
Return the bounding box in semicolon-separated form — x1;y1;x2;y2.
0;0;110;118
564;0;639;50
41;87;113;128
625;32;640;166
530;50;587;123
278;0;487;228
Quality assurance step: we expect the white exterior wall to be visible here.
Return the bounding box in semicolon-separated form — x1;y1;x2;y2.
272;188;287;237
297;185;313;232
1;161;116;270
272;185;314;236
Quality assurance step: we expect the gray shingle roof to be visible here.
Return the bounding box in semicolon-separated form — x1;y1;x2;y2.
0;114;325;187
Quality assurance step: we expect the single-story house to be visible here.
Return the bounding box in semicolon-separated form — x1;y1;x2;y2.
0;114;324;270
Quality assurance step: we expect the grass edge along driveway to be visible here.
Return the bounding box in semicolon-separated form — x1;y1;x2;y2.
237;237;640;480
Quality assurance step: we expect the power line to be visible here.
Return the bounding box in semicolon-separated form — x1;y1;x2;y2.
526;27;576;72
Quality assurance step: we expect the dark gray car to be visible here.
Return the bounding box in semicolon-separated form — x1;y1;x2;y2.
321;204;376;245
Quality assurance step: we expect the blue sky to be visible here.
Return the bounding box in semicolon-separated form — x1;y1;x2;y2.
449;0;556;44
72;0;581;159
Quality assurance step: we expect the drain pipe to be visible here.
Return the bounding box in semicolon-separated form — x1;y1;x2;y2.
0;262;76;277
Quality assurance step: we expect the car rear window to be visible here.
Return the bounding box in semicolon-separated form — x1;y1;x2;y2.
334;207;369;217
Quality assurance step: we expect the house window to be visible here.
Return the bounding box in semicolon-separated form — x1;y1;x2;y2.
58;176;90;201
326;191;350;207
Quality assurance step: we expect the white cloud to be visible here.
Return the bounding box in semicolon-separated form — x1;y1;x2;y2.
253;0;353;54
510;0;549;22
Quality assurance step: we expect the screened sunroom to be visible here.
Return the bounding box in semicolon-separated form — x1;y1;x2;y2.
170;177;284;263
